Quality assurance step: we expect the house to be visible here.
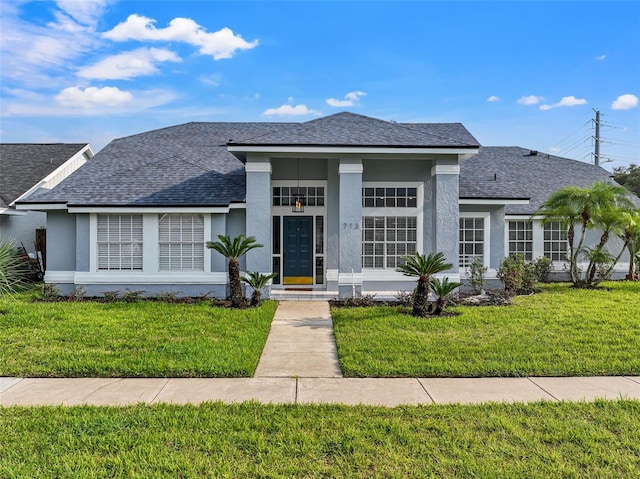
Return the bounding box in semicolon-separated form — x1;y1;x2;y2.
16;113;634;298
1;143;95;267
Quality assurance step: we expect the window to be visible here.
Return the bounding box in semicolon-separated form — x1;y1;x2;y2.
97;214;143;270
158;214;204;271
544;221;568;261
273;186;325;207
362;187;417;208
508;221;533;260
459;217;484;268
362;216;417;268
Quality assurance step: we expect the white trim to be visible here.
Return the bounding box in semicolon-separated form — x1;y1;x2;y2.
338;272;363;285
75;272;227;284
326;269;339;282
71;206;231;214
44;271;75;283
431;164;460;176
506;214;541;220
363;270;460;282
229;145;479;156
338;161;364;174
0;208;26;216
15;203;67;211
244;161;272;173
460;198;529;205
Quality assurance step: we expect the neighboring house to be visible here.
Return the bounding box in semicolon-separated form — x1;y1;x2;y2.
16;113;636;298
1;143;95;263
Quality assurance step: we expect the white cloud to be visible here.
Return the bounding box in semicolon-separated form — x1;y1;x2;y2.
199;73;222;87
103;14;258;60
55;86;133;107
595;54;607;61
611;93;638;110
517;95;545;105
263;104;320;116
55;0;110;27
78;47;181;80
486;95;500;102
539;96;588;110
326;90;367;107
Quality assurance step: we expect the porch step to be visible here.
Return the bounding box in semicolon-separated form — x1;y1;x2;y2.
270;290;339;301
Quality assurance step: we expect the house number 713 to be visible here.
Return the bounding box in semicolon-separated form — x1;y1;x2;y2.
343;223;360;229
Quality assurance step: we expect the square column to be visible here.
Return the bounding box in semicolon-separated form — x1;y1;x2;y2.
245;157;272;294
338;159;363;298
428;163;460;277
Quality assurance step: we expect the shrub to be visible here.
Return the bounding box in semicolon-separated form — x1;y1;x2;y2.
466;257;487;294
497;254;537;295
533;256;553;282
0;238;30;295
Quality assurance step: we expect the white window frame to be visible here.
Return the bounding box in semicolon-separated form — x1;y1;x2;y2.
361;181;423;271
459;212;490;269
96;214;143;271
543;220;569;262
158;213;205;272
507;220;533;260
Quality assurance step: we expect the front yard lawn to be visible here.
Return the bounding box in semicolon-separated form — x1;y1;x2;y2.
0;292;277;377
2;401;639;478
332;282;640;377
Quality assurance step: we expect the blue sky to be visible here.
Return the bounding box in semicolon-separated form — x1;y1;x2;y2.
1;0;639;169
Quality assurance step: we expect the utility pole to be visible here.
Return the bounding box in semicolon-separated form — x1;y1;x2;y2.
593;109;600;167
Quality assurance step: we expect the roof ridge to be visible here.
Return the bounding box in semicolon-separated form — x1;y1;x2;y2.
398;122;479;147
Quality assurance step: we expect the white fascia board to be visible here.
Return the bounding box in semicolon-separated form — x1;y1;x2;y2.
68;206;232;214
506;214;542;220
0;208;26;216
15;203;68;211
229;145;479;156
459;199;530;205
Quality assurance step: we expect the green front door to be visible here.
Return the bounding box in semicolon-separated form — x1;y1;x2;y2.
283;216;313;284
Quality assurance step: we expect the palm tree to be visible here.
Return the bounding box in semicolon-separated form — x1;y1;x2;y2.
241;271;277;306
606;208;640;281
0;238;29;296
430;276;462;316
536;182;633;287
206;234;262;308
397;252;452;317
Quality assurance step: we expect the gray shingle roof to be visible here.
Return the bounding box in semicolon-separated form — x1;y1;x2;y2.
0;143;88;209
230;112;480;147
459;146;632;215
24;113;478;207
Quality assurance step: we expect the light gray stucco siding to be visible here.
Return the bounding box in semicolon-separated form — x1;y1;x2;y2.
338;159;363;297
271;158;328;180
46;211;76;271
0;211;46;252
210;213;227;273
75;214;90;272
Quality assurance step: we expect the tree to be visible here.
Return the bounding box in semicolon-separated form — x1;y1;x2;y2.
206;234;262;308
241;271;277;306
430;276;462;316
397;252;452;317
536;182;635;287
613;164;640;197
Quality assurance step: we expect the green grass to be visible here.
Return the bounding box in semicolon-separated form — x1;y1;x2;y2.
333;282;640;377
1;401;638;478
0;292;277;377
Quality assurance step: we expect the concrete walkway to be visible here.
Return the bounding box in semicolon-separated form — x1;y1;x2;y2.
254;301;342;378
2;301;640;407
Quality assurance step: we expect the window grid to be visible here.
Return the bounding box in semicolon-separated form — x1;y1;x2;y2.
459;217;485;268
362;187;417;208
97;214;143;270
273;186;325;207
362;216;417;269
158;214;204;271
544;221;568;261
508;220;533;260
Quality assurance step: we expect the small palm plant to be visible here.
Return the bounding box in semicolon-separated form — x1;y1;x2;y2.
0;238;29;296
397;252;452;317
242;271;277;306
430;276;462;316
206;234;262;308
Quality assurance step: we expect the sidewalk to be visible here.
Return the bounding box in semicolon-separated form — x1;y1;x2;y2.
2;301;640;407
